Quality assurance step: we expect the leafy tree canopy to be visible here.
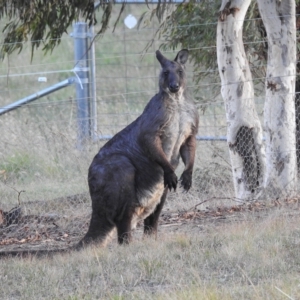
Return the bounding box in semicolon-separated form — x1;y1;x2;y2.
0;0;177;59
0;0;117;59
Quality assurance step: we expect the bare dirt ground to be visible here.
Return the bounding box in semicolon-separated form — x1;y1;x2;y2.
1;194;300;257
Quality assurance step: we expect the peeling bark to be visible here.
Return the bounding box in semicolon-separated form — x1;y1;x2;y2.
257;0;297;199
217;0;265;200
296;78;300;171
295;4;300;173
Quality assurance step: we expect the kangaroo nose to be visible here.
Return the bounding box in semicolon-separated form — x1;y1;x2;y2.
169;83;179;93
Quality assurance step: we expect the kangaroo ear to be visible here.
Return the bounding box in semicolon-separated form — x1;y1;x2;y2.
174;49;189;65
156;50;168;66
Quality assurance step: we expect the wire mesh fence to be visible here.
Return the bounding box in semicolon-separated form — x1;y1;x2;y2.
0;4;298;253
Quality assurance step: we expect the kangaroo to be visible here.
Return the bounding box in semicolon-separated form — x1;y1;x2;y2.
77;49;199;248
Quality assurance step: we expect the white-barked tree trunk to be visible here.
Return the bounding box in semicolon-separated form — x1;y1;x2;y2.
217;0;266;200
257;0;297;199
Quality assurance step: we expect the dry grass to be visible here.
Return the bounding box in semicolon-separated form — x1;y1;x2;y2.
1;207;300;299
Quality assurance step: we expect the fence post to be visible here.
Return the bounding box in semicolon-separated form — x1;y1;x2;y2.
89;25;97;141
72;22;91;149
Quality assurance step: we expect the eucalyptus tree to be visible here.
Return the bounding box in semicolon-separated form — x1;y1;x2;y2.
257;0;297;198
217;0;265;200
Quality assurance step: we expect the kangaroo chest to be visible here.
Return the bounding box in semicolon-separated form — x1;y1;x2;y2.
161;98;195;159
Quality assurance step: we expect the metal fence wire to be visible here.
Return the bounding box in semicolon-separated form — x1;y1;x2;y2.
0;5;298;253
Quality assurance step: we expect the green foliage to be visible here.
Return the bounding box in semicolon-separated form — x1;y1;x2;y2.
158;1;221;100
0;0;116;59
159;1;220;74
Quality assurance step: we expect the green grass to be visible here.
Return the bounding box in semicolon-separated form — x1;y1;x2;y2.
0;152;35;179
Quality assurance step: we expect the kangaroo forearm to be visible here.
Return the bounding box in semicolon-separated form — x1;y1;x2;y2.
141;135;174;173
150;147;174;173
180;136;196;171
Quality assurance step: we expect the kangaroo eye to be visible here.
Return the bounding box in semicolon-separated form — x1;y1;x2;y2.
164;71;169;76
178;70;183;74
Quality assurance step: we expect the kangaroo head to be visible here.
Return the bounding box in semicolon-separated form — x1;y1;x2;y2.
156;49;189;94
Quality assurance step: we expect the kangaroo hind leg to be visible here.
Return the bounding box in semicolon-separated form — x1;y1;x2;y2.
144;187;168;236
115;175;137;244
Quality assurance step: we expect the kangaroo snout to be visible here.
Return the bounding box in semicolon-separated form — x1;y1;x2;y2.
169;82;180;93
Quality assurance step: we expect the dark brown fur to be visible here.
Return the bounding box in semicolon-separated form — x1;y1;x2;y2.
77;49;199;248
